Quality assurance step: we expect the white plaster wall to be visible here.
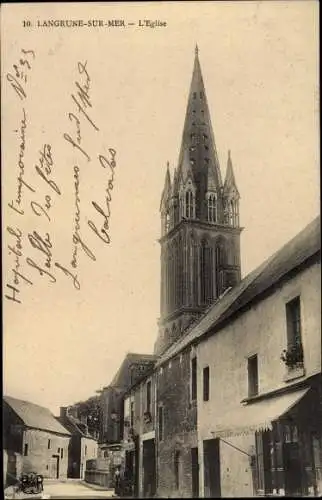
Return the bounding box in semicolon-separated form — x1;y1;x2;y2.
23;429;70;478
81;437;98;479
197;261;321;496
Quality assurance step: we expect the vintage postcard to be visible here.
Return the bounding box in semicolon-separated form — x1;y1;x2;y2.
2;1;320;499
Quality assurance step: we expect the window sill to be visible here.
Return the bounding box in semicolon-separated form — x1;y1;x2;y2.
283;364;305;383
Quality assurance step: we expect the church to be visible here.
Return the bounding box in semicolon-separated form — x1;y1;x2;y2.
155;45;242;356
88;46;321;498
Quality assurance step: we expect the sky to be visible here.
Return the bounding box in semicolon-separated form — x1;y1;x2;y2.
2;1;319;415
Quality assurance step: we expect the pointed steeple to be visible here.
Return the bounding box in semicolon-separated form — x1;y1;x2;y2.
160;161;172;211
175;46;223;219
171;168;178;197
224;150;239;197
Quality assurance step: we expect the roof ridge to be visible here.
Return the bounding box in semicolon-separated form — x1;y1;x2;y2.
156;215;320;366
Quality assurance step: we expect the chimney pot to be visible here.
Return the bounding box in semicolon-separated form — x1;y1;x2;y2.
60;406;68;418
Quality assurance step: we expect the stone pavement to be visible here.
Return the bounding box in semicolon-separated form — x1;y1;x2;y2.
4;479;116;499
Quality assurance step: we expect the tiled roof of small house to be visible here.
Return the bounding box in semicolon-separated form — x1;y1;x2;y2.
157;215;320;366
56;414;96;439
4;396;71;435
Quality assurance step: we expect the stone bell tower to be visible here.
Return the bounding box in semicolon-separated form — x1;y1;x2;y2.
154;46;242;355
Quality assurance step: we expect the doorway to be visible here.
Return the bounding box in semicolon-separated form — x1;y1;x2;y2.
125;449;135;496
203;438;221;497
191;447;199;498
142;439;156;498
284;442;303;496
49;455;60;479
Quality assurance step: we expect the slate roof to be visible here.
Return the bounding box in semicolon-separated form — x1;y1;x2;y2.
109;352;158;388
56;415;96;440
4;396;71;436
157;215;320;367
176;46;223;194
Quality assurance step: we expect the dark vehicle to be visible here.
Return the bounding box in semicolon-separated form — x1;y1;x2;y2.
18;472;44;494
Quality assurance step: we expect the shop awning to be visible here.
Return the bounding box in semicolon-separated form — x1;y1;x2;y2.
211;387;309;438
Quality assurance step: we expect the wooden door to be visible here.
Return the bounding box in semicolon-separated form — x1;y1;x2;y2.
204;439;221;498
191;447;199;498
142;439;156;497
49;455;59;479
284;442;302;496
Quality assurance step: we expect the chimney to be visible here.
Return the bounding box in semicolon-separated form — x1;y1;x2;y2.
60;406;68;418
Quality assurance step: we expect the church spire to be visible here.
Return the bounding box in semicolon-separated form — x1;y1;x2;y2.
175;45;223;220
224;150;239;197
155;48;243;356
160;161;171;210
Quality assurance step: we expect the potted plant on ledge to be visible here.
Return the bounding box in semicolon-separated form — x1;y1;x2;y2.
280;343;304;369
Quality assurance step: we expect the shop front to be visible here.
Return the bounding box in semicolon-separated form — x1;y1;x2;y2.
208;383;322;497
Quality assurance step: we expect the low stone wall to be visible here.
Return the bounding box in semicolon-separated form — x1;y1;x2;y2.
84;470;112;488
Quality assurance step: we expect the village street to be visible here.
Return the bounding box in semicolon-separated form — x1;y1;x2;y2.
4;479;116;500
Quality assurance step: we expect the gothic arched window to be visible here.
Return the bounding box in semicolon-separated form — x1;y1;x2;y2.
200;240;214;305
233;200;239;227
229;201;234;226
215;239;228;297
165;211;170;232
208;195;217;223
173;242;178;309
185;190;194;219
224;202;229;225
177;237;184;307
168;246;174;311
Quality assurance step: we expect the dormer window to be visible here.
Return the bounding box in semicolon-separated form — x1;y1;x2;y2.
203;134;208;142
193;92;197;99
200;91;204;99
208;194;217;223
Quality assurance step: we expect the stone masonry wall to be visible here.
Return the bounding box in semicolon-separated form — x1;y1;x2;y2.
156;347;197;497
23;429;70;479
